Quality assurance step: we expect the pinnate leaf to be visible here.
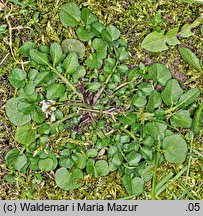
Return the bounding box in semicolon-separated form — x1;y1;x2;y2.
142;29;180;52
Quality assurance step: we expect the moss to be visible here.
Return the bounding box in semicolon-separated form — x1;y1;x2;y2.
0;0;202;200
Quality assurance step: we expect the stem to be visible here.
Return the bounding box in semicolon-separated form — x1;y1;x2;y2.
49;112;80;127
114;78;143;92
48;65;83;100
64;102;90;109
93;63;118;104
4;3;29;65
151;139;161;200
93;74;112;104
177;15;203;37
114;79;135;92
78;107;117;115
120;126;137;140
164;100;186;114
0;52;9;65
185;133;194;186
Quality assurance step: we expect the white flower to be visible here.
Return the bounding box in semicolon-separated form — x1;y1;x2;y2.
50;113;56;122
40;100;56;122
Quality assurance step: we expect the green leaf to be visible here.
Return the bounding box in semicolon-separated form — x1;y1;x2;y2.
6;149;27;171
86;149;97;158
126;151;141;166
31;106;45;124
162;134;187;163
3;175;16;184
105;58;116;69
19;41;37;57
50;42;63;66
101;25;120;43
46;153;58;170
46;83;65;100
138;83;154;96
86;159;95;175
177;88;200;109
76;26;94;42
147;63;172;86
118;47;129;62
85;53;103;69
59;157;74;169
161;79;183;106
122;175;144;196
91;21;105;37
180;24;194;38
38;123;50;135
75;152;86;169
55;109;64;120
181;0;203;4
5;98;31;126
138;165;154;182
29;156;39;171
111;153;123;167
39;45;50;54
17;98;35;115
6;149;19;168
28;69;38;80
15;124;37;145
95;160;109;177
146;90;162;113
38;158;54;171
29;49;50;65
128;67;141;81
14;154;28;171
68;168;83;190
81;8;98;26
142;29;180;52
117;64;128;74
61;39;85;59
170;110;192;128
106;25;120;41
24;80;35;95
179;47;202;72
140;146;153;160
33;71;50;86
145;121;167;141
9;68;26;89
165;27;181;45
92;38;107;59
87;82;101;92
63;52;79;74
133;94;147;108
59;2;81;27
72;66;86;81
55;167;83;190
55;167;70;190
117;112;137;126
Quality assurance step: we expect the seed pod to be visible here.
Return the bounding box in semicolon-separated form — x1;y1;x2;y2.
192;102;203;135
